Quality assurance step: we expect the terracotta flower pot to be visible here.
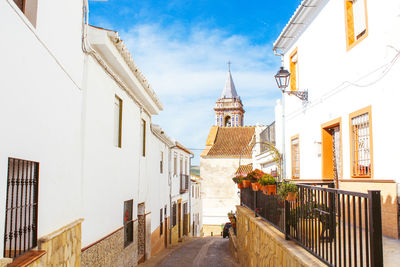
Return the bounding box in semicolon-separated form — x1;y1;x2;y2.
242;180;251;188
237;182;244;189
261;185;268;195
251;182;261;191
266;185;277;195
286;192;297;201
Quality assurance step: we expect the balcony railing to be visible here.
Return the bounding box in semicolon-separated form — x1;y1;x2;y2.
180;174;189;193
240;183;383;267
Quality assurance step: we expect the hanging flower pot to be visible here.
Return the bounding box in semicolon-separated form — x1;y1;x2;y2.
237;182;244;189
266;185;277;195
242;180;251;188
261;185;268;195
251;182;261;191
286;192;297;201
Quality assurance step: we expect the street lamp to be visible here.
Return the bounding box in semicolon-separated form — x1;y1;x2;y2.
274;67;308;101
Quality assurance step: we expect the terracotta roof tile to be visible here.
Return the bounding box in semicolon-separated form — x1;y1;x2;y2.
235;164;253;175
202;126;255;158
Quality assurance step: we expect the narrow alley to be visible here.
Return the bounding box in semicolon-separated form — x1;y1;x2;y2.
140;237;240;267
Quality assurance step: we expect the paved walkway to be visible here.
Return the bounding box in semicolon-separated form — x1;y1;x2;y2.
139;237;240;267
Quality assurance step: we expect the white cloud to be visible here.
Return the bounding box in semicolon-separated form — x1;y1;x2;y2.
119;23;281;164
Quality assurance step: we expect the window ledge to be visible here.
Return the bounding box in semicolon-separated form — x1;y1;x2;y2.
7;250;46;267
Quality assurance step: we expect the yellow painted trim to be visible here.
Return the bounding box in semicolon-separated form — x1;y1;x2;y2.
348;105;373;178
344;0;369;51
290;134;300;179
289;48;298;92
321;118;343;182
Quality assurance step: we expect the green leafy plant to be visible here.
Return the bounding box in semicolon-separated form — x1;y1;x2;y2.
277;182;298;198
232;175;243;184
245;169;265;183
258;174;275;185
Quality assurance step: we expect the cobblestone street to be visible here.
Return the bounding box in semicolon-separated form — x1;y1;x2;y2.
140;237;240;267
160;237;239;267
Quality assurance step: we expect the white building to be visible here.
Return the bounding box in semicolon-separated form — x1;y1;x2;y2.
0;1;194;266
190;174;203;237
0;0;84;265
80;25;164;265
273;0;400;238
169;143;192;244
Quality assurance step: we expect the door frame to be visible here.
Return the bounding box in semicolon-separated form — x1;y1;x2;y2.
321;117;343;186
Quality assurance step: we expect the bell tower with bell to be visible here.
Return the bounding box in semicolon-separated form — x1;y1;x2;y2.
214;62;244;127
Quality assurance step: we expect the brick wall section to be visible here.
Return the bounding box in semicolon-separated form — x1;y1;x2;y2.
235;206;325;267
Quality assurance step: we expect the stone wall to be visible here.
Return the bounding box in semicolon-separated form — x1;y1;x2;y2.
2;220;82;267
36;219;83;267
235;206;325;267
81;222;138;267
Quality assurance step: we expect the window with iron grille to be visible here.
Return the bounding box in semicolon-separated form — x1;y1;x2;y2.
160;208;163;235
4;158;39;259
350;107;372;177
123;199;133;247
291;136;300;178
172;203;177;227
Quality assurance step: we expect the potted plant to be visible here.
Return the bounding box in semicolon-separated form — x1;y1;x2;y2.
241;176;251;188
277;182;298;201
246;169;264;191
261;174;276;195
232;175;244;189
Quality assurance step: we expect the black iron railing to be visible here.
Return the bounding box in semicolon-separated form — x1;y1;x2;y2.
240;183;383;267
4;158;39;259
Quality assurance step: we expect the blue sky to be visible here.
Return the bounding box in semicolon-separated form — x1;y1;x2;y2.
89;0;302;165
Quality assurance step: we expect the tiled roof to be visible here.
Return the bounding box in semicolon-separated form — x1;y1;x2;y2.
202;126;255;158
235;164;253;175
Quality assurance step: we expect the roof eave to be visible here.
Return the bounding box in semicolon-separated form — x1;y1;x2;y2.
273;0;325;53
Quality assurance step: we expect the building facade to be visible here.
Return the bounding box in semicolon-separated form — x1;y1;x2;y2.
0;0;84;265
170;144;192;245
273;0;400;238
190;174;203;237
0;1;194;266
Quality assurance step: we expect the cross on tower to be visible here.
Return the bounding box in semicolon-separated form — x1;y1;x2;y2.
227;61;232;72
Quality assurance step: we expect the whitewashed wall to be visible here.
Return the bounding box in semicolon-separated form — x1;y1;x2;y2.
276;0;400;181
147;133;171;233
82;54;143;247
200;158;251;225
0;0;84;255
170;147;190;224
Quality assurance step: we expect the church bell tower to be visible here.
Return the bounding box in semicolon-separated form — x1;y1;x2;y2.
214;64;244;127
